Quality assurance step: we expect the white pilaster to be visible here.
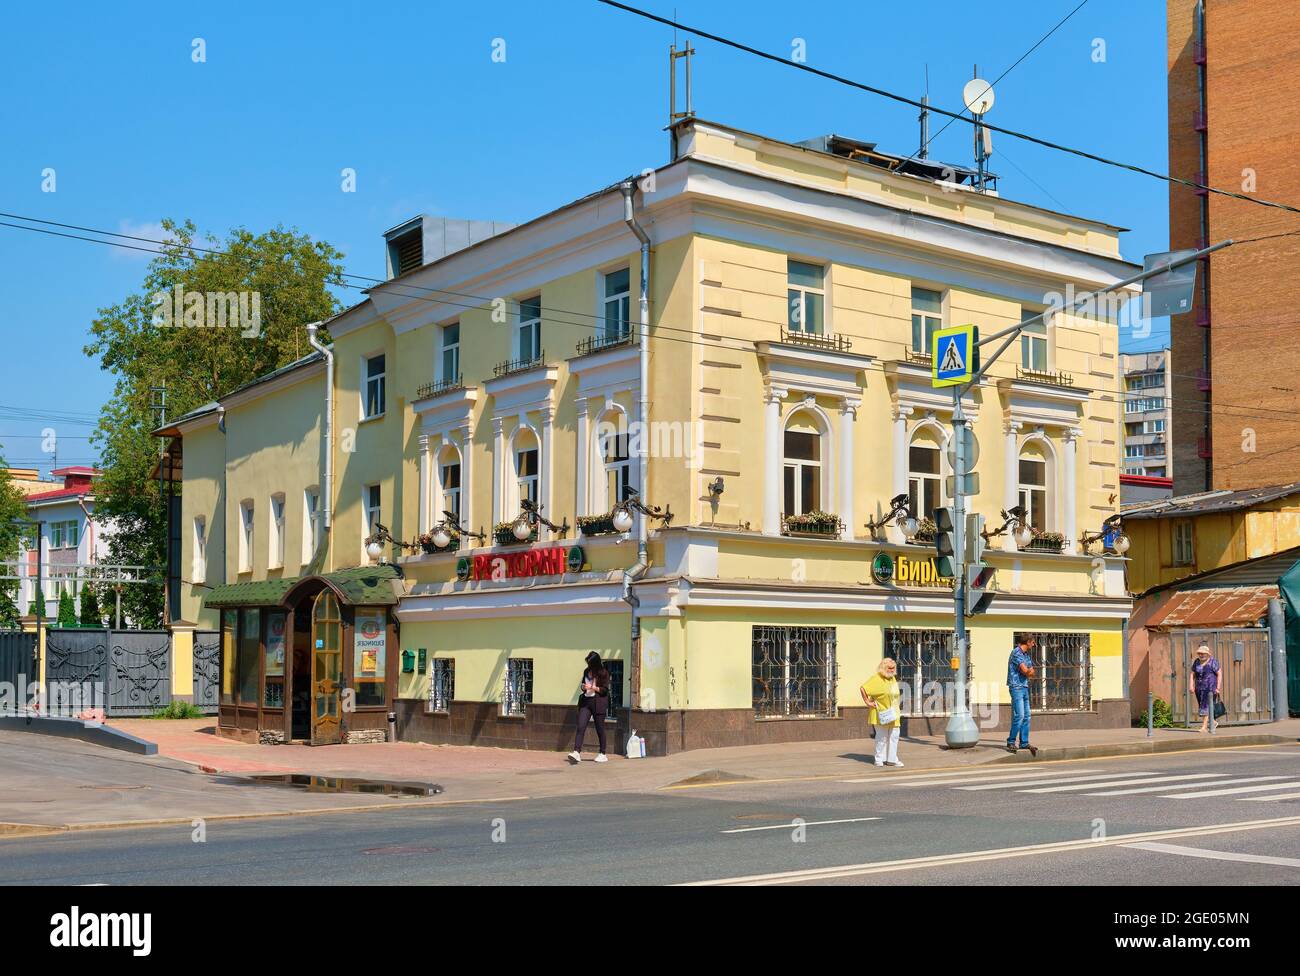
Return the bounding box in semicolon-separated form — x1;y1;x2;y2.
417;434;431;535
491;416;505;527
1063;426;1080;555
1002;420;1022;552
762;385;787;535
839;396;859;540
888;405;912;544
575;396;589;518
458;423;473;546
541;406;555;539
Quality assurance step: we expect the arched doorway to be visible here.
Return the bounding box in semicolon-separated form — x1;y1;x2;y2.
311;590;343;745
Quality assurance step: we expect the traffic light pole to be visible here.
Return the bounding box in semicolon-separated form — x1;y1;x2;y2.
945;388;980;748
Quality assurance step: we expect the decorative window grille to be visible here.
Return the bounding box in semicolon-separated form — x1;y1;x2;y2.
428;658;455;713
606;659;624;717
885;628;968;716
751;625;837;718
1017;632;1092;711
502;658;533;717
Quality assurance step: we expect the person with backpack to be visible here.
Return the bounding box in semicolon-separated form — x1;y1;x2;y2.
568;651;611;763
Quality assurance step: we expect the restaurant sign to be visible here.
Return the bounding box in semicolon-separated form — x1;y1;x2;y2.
458;546;586;582
871;552;953;588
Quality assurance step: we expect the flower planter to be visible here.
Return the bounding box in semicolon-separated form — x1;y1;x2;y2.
1022;535;1065;554
494;525;538;546
577;516;620;537
420;538;459;555
781;514;844;538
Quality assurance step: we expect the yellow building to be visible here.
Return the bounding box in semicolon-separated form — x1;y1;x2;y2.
162;118;1137;753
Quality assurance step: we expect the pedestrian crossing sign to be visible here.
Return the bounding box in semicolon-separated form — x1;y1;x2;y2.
932;325;978;388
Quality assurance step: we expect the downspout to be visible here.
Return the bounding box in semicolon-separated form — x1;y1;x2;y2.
305;322;334;572
620;180;651;729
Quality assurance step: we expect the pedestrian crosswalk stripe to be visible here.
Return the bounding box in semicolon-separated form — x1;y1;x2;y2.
1163;780;1300;799
838;767;1110;786
1021;773;1222;794
1122;842;1300;868
1240;791;1300;802
1085;775;1286;797
955;771;1158;791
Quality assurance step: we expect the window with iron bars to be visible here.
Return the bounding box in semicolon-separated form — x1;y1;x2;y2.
884;628;970;716
501;658;533;717
606;659;624;718
427;658;455;714
1016;632;1092;711
751;625;837;719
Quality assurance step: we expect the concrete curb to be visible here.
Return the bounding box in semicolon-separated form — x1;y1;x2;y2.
0;715;158;755
992;733;1299;763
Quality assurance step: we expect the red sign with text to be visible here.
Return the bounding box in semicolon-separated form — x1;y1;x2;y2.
470;547;568;581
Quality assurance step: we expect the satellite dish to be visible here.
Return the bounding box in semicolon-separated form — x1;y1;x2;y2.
962;78;995;115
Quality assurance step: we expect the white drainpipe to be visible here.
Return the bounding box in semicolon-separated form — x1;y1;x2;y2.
305;323;334;561
620;181;651;625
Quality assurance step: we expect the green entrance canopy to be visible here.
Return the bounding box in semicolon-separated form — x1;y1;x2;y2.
204;564;403;610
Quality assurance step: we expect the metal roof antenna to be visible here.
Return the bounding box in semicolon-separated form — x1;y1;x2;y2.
918;64;931;160
962;65;996;193
669;29;695;160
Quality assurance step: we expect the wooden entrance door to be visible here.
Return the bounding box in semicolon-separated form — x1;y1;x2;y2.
310;591;343;745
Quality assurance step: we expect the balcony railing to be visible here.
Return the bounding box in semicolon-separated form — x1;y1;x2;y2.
903;346;933;366
492;353;546;379
1016;366;1075;388
576;330;634;356
415;375;465;400
780;329;852;353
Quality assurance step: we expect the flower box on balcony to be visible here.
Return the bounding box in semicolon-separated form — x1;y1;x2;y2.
494;522;538;546
418;533;460;555
1022;533;1066;554
577;514;621;537
781;512;844;538
911;516;937;545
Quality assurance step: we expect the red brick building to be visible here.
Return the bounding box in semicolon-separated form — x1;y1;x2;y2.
1167;1;1300;494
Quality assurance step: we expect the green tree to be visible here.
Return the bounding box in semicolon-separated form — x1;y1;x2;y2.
0;462;28;627
57;589;77;628
85;220;345;626
79;583;104;629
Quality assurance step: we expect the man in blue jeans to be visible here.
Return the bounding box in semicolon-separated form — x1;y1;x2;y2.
1006;635;1039;756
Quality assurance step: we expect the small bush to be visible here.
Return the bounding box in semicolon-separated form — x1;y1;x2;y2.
1136;696;1175;729
147;701;205;720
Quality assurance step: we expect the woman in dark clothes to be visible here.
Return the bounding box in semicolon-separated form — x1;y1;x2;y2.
568;651;610;763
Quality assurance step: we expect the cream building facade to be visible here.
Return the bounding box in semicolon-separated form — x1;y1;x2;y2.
165;118;1135;753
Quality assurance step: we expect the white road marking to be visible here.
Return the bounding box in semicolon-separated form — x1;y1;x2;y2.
1020;773;1223;794
1122;841;1300;868
1241;792;1300;802
720;816;881;834
838;767;1096;786
1086;775;1286;797
681;815;1300;885
955;771;1158;791
1163;780;1300;799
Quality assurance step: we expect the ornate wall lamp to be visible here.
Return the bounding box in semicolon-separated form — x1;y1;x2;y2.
981;505;1035;549
610;489;673;534
864;492;919;540
430;510;486;549
513;497;571;541
1080;513;1130;555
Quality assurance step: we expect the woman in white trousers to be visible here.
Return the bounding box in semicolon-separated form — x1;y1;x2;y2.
860;657;903;767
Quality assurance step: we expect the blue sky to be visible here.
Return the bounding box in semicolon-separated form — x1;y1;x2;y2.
0;0;1172;473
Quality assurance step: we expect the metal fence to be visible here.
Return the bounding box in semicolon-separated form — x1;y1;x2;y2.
1019;632;1092;711
45;628;172;717
0;631;37;712
751;625;837;718
192;630;220;714
1171;628;1273;726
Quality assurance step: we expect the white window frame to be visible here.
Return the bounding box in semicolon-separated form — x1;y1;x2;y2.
362;353;386;420
363;484;381;557
517;296;541;364
515;441;539;509
601;267;631;344
781;413;825;518
192;515;207;585
911;286;944;354
786;259;827;335
1018;451;1050;532
907;434;944;522
1020;309;1048;371
1173;521;1195;566
303;487;320;566
440;322;460;384
238;499;254;573
438;447;462;526
268;492;286;569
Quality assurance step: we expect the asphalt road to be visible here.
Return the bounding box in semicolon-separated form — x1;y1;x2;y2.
2;745;1299;885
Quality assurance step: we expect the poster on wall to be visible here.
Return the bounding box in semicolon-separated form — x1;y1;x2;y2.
265;613;286;676
354;610;386;678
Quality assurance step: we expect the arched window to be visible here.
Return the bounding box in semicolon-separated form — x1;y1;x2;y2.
908;427;944;521
593;408;635;510
1019;442;1050;531
436;444;462;524
783;410;825;516
513;427;540;510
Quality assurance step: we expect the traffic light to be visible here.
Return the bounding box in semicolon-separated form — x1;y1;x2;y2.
964;513;986;564
933;506;957;578
966;564;997;616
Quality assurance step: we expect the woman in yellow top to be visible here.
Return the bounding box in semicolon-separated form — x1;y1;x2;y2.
860;657;903;768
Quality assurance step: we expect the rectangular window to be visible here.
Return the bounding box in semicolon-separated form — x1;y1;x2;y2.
303;487;320;565
602;268;631;343
363;484;381;555
1018;457;1048;531
602;429;633;506
1016;632;1091;711
192;516;207;584
502;658;533;716
264;611;287;708
885;628;967;715
1020;309;1048;371
751;625;836;718
908;444;942;521
428;658;455;713
220;609;237;708
911;287;943;353
363;353;386;419
440;323;460;383
1173;520;1195;566
238;500;254;572
517;295;541;363
353;608;387;707
787;260;826;335
49;520;79;550
268;493;285;569
237;608;261;705
440;460;462;523
782;429;821;518
516;448;539;506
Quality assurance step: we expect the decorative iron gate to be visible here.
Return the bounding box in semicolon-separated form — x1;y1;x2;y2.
192;630;220;714
1171;628;1273;726
0;631;37;712
45;629;172;717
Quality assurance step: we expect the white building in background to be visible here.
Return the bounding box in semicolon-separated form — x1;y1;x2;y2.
16;467;112;618
1120;349;1172;478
